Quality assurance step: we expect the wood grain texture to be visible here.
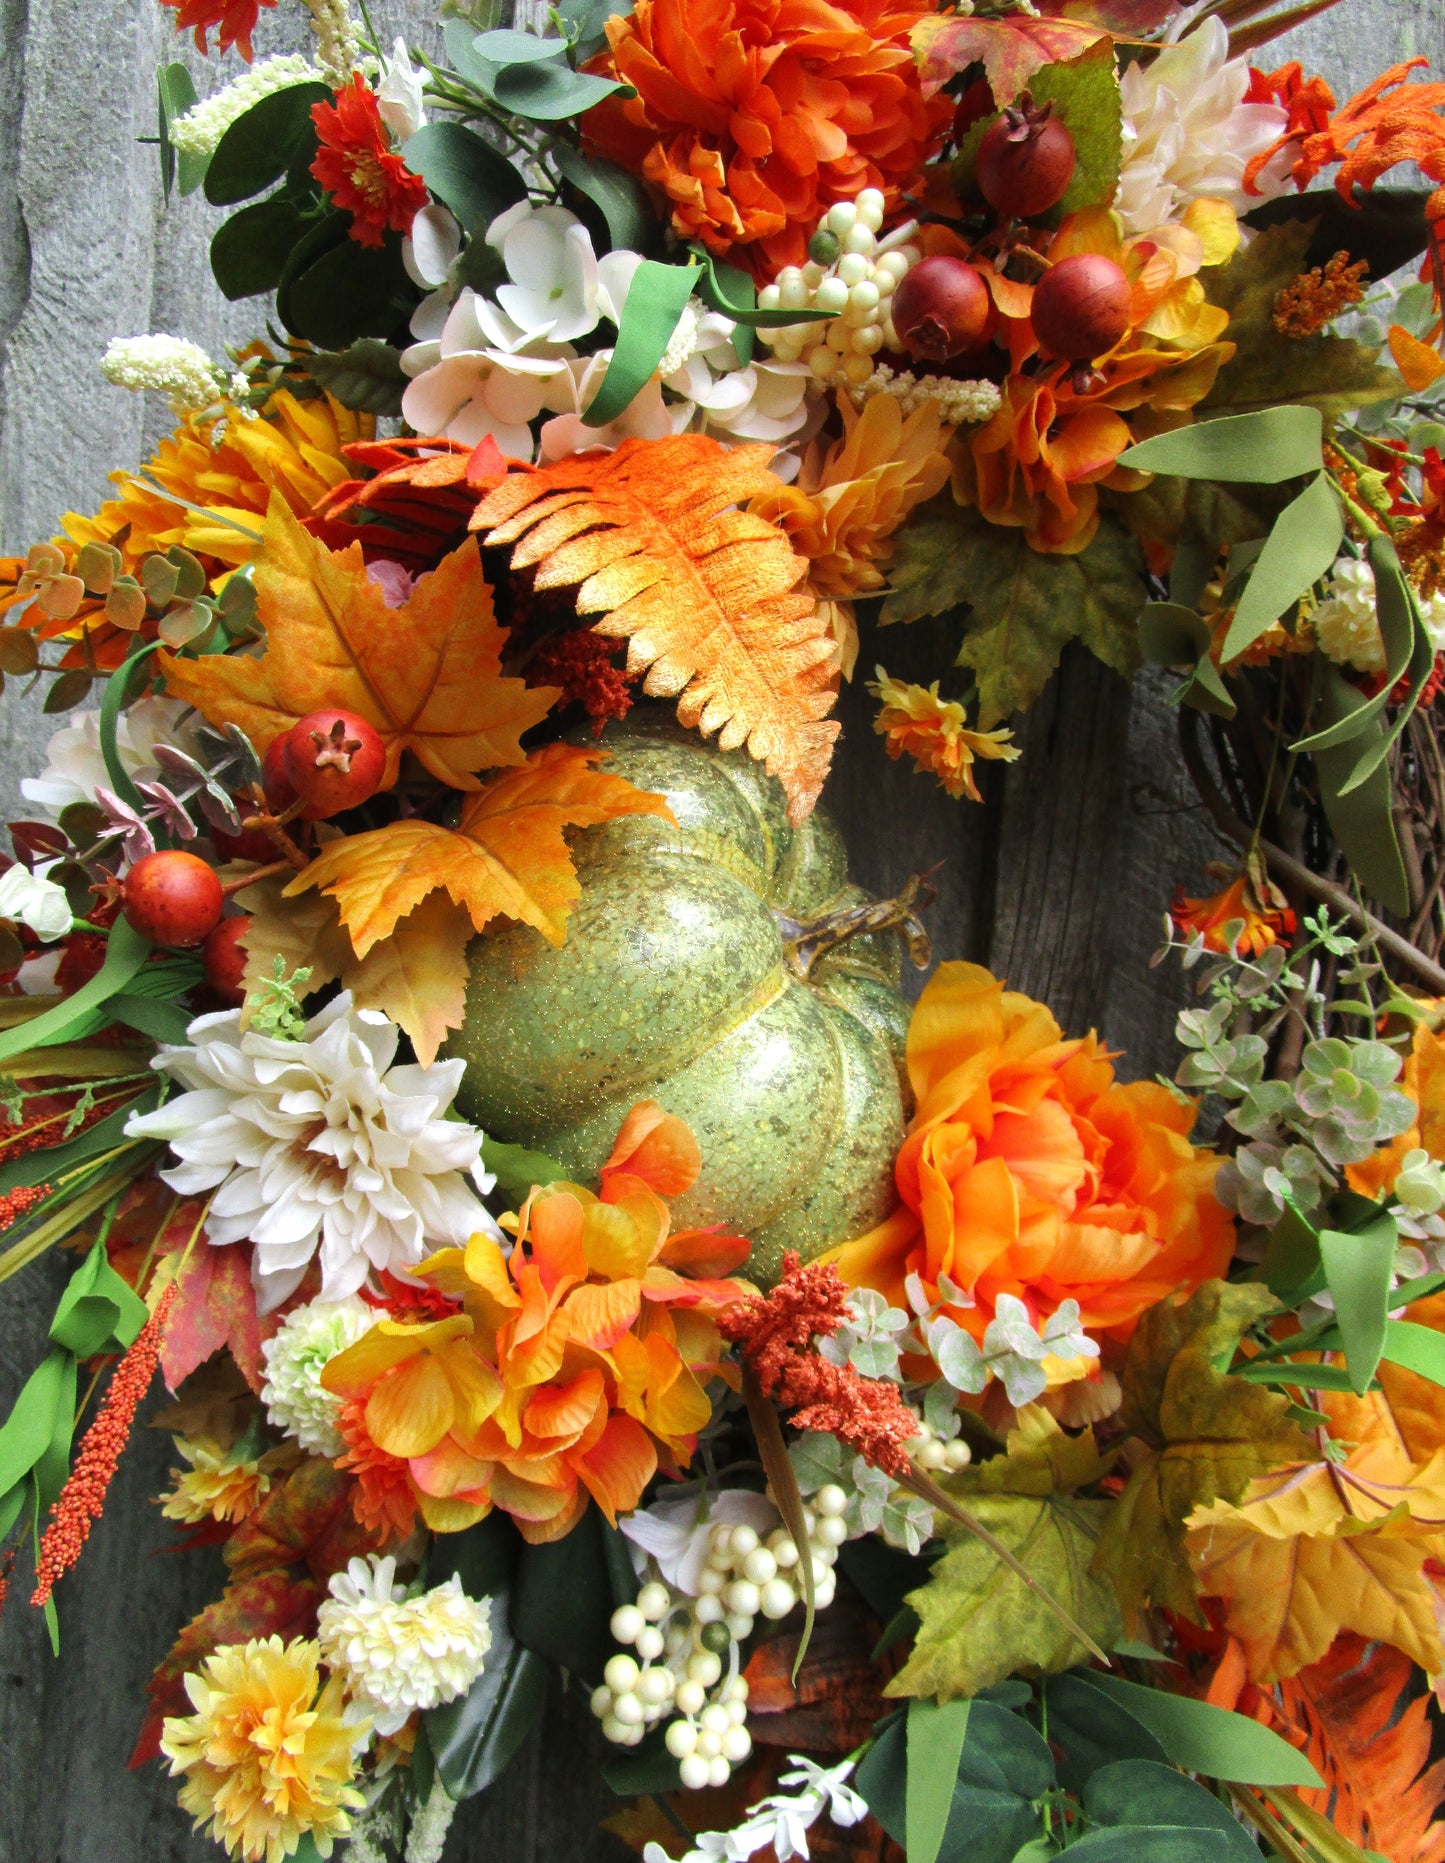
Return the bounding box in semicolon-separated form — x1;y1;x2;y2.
0;2;1426;1857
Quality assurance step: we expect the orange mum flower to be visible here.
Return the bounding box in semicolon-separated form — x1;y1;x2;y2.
311;77;430;250
582;0;950;278
323;1103;746;1544
869;669;1019;802
825;963;1234;1349
159;0;274;59
1170;865;1297;959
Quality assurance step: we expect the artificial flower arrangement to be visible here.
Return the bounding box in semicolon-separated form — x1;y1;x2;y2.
7;0;1445;1858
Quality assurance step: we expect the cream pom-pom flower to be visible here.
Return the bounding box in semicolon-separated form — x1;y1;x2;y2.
126;994;499;1311
261;1296;377;1457
1311;555;1387;674
317;1555;493;1735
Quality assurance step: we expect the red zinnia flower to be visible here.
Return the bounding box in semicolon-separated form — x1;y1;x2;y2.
311;76;430;250
160;0;275;60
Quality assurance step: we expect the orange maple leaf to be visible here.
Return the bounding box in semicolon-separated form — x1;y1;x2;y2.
159;494;556;789
286;741;676;955
470;436;840;824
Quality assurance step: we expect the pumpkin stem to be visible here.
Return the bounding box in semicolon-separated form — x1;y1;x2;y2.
777;869;938;982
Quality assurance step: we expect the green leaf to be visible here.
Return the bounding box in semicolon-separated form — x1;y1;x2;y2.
511;1504;637;1684
1202;220;1402;419
49;1239;149;1357
1261;1200;1327;1307
1312;664;1410;915
1222;471;1342;659
0;920;153;1068
0;1349;74;1538
0;1086;160;1196
157;62;200;202
402;122;526;236
1083;1760;1267;1860
1319;1207;1398;1395
1074;1672;1323;1786
204;82;329;207
858;1704;1051;1863
443;18;499;88
307;338;409;416
1233;1359;1377;1393
427;1514;550;1798
1028;38;1121;219
1381;1317;1445;1386
491;60;624;120
211;195;310;301
553;144;653;256
908;1698;973;1863
603;1725;684;1796
472;27;573;61
274;211;352;331
1056;1829;1237;1862
1120;406;1324;486
1137;603;1236;719
281;231;417;350
1244;186;1432;281
1293;537;1420;758
883;499;1143;725
691;250;830;330
481;1136;568;1197
582;260;699;429
1037;1673;1169;1795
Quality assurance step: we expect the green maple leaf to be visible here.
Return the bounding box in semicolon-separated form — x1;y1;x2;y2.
883;499;1143;726
1092;1279;1313;1631
1202;220;1401;420
887;1409;1121;1700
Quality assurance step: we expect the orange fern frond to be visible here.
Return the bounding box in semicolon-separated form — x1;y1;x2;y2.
470;436;840;823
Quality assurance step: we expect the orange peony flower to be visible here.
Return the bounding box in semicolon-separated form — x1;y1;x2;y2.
581;0;950;278
323;1103;746;1544
825;962;1234;1348
311;77;430;250
868;669;1019;802
159;0;274;59
1170;865;1297;959
752;394;953;675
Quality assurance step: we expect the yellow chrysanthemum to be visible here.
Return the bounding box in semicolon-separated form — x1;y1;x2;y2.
869;668;1020;802
160;1439;272;1526
162;1636;366;1863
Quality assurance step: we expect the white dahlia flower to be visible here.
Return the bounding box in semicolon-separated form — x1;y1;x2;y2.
1115;17;1294;237
125;994;499;1310
21;696;198;819
1312;556;1386;674
318;1555;492;1735
261;1296;377;1455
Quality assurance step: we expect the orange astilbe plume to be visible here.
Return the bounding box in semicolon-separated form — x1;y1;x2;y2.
470;436;840;822
581;0;950;278
720;1252;919;1477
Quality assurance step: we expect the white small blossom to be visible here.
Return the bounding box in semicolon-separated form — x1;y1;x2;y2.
1115;16;1294;237
620;1488;780;1595
377;36;427;140
1312;555;1386;673
170;55;321;163
125;994;500;1310
101;335;224;419
644;1756;867;1863
318;1555;493;1736
0;865;71;942
260;1295;376;1455
308;0;364;87
404;1781;458;1863
847;364;1001;426
22;698;199;820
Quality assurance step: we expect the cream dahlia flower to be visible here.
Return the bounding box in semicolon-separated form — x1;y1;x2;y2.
1312;556;1386;674
261;1296;377;1456
317;1555;492;1736
126;995;499;1311
1115;17;1294;236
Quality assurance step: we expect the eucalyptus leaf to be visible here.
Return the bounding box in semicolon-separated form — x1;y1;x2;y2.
204;82;329;206
1222;471;1342;660
472;27;572;61
553;144;653;256
491;60;624;120
307;338;409;416
282;232;417;349
210;195;309;301
1084;1762;1260;1862
402;122;526;235
1120;406;1324;485
1074;1671;1322;1786
1037;1674;1169;1794
907;1698;973;1863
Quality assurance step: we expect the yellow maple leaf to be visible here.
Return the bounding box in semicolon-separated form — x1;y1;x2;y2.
470;436;841;824
1185;1440;1445;1681
285;742;676;956
159;495;556;789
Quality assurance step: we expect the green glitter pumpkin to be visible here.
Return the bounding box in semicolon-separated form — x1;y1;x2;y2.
446;709;918;1283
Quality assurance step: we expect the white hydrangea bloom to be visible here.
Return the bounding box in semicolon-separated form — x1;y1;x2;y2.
1312;555;1386;673
101;335;224;419
125;994;500;1310
0;866;72;942
22;697;199;819
1115;17;1294;236
663;312;814;445
260;1296;377;1455
318;1556;493;1736
170;56;321;162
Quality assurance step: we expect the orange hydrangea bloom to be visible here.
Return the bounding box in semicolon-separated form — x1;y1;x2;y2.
869;669;1019;802
581;0;950;278
948;207;1237;554
323;1103;747;1544
1170;865;1297;959
825;962;1234;1348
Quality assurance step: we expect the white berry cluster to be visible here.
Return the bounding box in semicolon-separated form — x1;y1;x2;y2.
592;1491;852;1789
756;192;922;388
906;1416;973;1475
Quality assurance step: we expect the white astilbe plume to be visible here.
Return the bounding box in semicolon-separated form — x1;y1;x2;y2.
308;0;364;87
101;335;225;419
260;1296;376;1455
125;994;500;1310
170;56;321;161
318;1556;492;1736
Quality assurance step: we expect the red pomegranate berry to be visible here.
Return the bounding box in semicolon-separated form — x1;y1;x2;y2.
891;257;991;364
1031;253;1132;361
261;734;298;812
212;820;277;864
952;78;995;146
285;710;386;820
203;915;250;1003
123;850;224;949
976;101;1076;219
